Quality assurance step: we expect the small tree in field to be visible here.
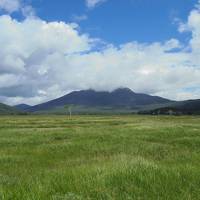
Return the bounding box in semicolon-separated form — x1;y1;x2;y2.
64;105;73;119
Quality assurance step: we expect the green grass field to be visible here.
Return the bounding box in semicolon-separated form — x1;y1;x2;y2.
0;115;200;200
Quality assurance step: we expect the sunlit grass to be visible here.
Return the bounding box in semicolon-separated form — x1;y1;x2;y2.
0;115;200;199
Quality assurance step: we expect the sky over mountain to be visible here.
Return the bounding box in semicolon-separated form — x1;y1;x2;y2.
0;0;200;105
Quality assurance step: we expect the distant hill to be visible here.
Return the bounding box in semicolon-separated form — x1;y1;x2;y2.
0;103;22;115
14;104;31;111
26;88;172;112
138;99;200;115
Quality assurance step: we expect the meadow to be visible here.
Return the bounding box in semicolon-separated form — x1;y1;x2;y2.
0;115;200;200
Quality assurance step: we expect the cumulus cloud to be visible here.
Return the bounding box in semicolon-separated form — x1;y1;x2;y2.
0;1;200;105
86;0;107;8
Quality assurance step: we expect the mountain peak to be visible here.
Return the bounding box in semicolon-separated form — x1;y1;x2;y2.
14;104;31;111
112;87;134;94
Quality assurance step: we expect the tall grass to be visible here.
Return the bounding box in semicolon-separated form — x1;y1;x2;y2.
0;115;200;199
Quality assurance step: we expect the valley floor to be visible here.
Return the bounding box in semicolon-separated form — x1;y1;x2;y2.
0;115;200;200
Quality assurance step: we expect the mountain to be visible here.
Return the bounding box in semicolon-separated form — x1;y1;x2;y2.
14;104;31;111
2;88;199;115
0;103;22;115
138;99;200;115
27;88;172;112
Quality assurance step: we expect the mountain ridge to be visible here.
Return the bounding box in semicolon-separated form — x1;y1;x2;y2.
26;88;172;112
138;99;200;115
0;103;22;115
14;104;31;111
1;88;200;115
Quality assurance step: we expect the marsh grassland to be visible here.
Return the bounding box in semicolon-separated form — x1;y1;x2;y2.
0;115;200;200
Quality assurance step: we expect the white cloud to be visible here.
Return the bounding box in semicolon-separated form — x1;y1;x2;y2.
0;0;20;13
0;2;200;105
86;0;107;8
72;14;88;22
0;0;34;17
21;5;35;17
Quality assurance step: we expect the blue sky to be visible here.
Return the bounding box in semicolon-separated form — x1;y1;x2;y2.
0;0;200;105
9;0;197;44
